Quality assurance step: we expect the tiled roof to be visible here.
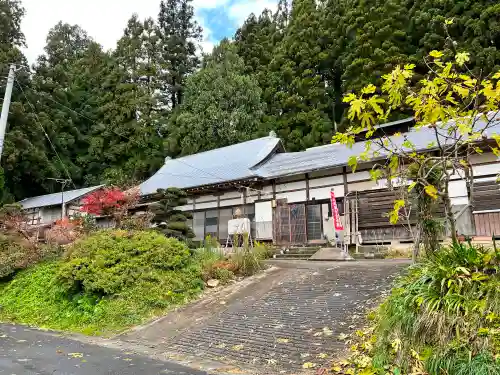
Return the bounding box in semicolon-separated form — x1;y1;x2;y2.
139;114;500;194
139;136;282;195
256;114;500;179
19;185;104;210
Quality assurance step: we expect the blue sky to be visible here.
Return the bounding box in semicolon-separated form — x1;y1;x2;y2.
197;0;278;48
21;0;278;63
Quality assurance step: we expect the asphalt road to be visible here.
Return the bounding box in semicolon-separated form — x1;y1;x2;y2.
0;324;208;375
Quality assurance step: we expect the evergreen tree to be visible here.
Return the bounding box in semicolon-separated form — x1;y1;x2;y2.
0;0;57;200
169;40;265;155
157;0;202;109
271;0;332;151
151;188;194;240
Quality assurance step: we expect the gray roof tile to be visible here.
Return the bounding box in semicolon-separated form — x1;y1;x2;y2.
256;114;500;179
140;137;282;195
19;185;105;210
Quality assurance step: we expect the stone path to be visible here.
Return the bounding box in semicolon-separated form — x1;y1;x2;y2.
122;260;409;374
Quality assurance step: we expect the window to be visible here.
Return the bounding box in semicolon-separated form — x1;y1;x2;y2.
218;208;233;241
307;204;323;241
205;210;218;238
193;212;205;240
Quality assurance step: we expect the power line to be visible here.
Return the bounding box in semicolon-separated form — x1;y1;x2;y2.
15;79;77;189
38;91;270;196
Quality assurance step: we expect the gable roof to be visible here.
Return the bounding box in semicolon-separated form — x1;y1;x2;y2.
140;136;282;195
19;185;105;210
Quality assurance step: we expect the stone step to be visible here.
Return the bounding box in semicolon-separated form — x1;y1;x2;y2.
272;253;314;260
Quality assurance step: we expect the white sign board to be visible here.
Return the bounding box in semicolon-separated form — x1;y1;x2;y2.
228;218;251;235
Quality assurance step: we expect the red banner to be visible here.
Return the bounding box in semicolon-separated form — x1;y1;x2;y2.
330;191;344;231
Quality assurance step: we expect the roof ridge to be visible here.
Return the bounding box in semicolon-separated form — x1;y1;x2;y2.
170;136;275;163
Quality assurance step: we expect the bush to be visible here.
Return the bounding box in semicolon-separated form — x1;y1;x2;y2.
0;233;61;279
334;242;500;374
59;230;191;295
231;248;265;277
212;267;234;284
0;260;204;336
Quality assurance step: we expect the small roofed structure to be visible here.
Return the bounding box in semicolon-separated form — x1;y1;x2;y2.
18;185;105;227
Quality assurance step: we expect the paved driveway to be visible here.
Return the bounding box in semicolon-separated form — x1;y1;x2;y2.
122;260;409;373
0;324;207;375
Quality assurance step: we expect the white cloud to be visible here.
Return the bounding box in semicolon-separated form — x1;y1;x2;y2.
228;0;277;25
21;0;160;63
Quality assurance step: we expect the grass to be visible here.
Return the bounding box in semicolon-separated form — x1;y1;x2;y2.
0;232;271;336
0;259;204;336
333;242;500;374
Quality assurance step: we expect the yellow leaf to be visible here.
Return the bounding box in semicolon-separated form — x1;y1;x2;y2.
231;344;244;351
276;338;289;343
445;18;454;25
424;185;438;199
493;72;500;80
332;365;342;372
455;52;470;67
429;50;444;59
317;353;328;359
343;93;357;103
302;362;317;369
453;84;469;98
361;84;377;95
68;353;84;358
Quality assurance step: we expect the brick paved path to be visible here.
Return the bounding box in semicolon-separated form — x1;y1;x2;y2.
123;260;408;373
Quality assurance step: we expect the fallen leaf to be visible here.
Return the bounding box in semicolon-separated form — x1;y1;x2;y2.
323;327;333;337
231;344;244;351
338;333;348;340
276;338;289;343
68;353;83;359
123;358;132;362
313;332;323;337
300;353;310;358
215;343;227;349
302;362;317;369
317;353;328;359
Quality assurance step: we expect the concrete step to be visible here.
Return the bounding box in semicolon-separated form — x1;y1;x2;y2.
272;253;314;260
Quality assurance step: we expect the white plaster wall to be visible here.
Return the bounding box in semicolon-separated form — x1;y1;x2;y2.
276;190;307;203
195;201;219;210
347;171;371;182
309;175;343;188
310;185;345;200
472;162;500;177
219;198;243;208
195;194;219;203
275;180;307;193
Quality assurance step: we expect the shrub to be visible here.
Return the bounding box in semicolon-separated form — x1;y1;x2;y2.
335;242;500;374
0;260;204;336
212;268;234;284
0;233;60;279
231;248;265;277
58;230;191;295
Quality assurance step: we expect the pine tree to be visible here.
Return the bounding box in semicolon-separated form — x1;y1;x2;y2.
151;188;194;240
271;0;332;151
157;0;202;109
169;40;265;155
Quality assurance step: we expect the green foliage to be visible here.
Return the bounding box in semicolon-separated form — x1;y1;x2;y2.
335;242;500;374
0;233;61;279
168;41;265;155
151;188;194;240
58;230;191;295
0;260;204;336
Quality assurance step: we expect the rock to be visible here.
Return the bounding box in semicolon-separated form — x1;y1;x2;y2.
206;279;220;288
